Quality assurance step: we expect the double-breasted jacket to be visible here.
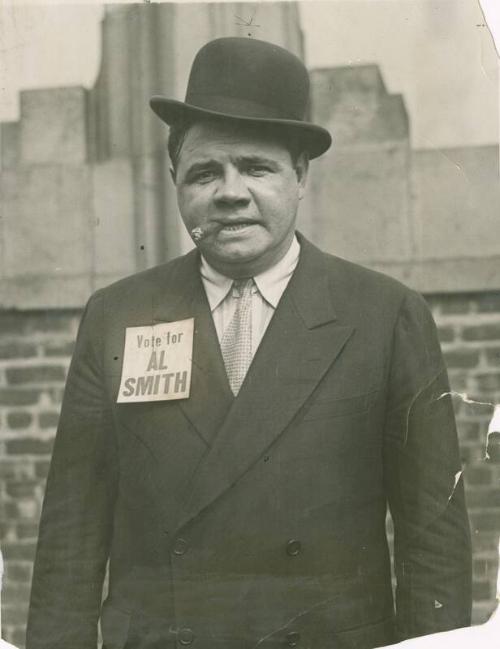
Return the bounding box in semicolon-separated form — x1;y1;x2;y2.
27;236;472;649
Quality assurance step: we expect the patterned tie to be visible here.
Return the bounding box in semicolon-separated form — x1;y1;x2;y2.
220;278;254;396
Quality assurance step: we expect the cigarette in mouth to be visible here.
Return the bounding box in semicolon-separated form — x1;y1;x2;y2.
190;223;219;241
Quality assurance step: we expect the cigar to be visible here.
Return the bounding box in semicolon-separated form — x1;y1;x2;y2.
190;223;220;241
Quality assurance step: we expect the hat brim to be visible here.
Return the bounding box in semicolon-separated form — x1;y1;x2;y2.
150;96;332;160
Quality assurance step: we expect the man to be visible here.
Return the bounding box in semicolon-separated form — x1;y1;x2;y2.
27;37;472;649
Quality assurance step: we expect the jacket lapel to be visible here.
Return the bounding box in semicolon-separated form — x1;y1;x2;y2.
176;238;354;532
152;250;234;446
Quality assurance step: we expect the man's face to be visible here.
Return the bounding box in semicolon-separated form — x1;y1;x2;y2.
174;120;308;278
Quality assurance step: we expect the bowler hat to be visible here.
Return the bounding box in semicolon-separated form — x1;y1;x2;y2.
150;37;331;159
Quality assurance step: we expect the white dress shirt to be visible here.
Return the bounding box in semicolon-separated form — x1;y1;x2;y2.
200;236;300;355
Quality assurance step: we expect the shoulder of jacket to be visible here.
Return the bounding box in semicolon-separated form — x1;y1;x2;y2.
319;247;418;306
88;251;196;303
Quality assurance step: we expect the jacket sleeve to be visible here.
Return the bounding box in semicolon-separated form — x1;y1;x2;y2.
26;290;118;649
383;290;472;641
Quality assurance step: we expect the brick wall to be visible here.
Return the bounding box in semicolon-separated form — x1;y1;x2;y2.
0;311;80;647
429;292;500;624
0;294;499;646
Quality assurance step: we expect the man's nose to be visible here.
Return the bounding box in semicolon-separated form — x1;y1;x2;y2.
214;167;251;205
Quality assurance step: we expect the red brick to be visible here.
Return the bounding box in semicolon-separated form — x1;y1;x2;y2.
1;542;37;561
444;349;480;369
485;347;500;366
0;388;41;406
5;563;32;582
2;605;29;626
470;512;500;532
465;488;500;508
38;411;59;429
5;365;66;385
24;312;78;334
470;530;498;552
476;293;500;313
42;340;75;357
475;373;500;392
473;580;492;601
0;342;37;359
2;582;31;603
0;460;34;481
465;465;492;486
0;520;13;539
5;480;39;499
34;460;51;479
457;420;481;442
15;522;40;540
6;437;54;455
0;311;80;337
462;324;500;341
6;411;33;429
437;326;455;343
3;500;38;521
460;444;486;465
0;313;27;335
440;296;472;315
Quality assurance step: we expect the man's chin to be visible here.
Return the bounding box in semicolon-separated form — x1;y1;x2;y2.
202;243;269;276
205;237;266;262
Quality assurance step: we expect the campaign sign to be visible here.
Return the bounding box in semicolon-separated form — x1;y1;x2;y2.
117;318;194;403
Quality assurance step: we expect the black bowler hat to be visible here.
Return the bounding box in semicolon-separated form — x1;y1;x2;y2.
150;37;332;159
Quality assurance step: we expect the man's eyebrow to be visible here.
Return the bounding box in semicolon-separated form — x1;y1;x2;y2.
182;155;280;179
237;155;280;168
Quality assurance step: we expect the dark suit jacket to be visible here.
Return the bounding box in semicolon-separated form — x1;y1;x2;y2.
27;235;472;649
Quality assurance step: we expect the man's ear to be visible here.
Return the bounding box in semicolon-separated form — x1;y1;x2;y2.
295;152;309;200
169;167;177;184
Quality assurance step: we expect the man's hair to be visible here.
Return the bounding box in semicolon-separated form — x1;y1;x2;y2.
168;121;191;176
168;117;308;178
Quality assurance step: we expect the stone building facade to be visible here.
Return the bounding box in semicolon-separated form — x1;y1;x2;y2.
0;3;499;646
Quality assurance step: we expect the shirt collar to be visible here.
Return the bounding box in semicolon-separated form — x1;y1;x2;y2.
200;235;301;311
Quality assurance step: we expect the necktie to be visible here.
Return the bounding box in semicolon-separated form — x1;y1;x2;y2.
220;278;254;396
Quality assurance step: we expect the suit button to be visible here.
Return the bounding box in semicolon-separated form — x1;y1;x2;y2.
178;627;195;645
285;631;300;647
173;538;188;556
286;539;301;556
